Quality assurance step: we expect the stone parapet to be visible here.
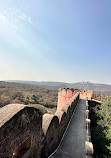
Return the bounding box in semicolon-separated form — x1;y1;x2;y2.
85;99;94;158
42;91;80;157
0;90;80;158
0;104;42;158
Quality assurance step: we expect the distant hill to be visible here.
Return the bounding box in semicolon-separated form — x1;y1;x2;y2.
0;81;58;114
7;80;111;92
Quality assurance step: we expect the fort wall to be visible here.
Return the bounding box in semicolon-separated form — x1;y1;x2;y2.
57;88;78;111
42;91;80;157
54;111;67;141
0;90;80;158
80;89;93;99
42;114;59;158
0;104;42;158
85;99;97;157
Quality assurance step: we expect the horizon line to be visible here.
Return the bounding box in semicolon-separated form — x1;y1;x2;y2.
0;79;111;86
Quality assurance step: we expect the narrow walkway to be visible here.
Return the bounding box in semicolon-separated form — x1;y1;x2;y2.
51;99;86;158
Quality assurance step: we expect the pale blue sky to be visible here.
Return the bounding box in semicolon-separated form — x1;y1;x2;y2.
0;0;111;84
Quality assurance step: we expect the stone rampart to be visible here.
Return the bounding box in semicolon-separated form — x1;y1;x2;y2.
42;114;59;158
57;88;78;111
42;91;80;157
80;89;93;99
0;90;80;158
85;99;94;157
54;110;66;141
0;104;42;158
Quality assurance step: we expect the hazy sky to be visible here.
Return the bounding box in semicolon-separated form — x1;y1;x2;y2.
0;0;111;84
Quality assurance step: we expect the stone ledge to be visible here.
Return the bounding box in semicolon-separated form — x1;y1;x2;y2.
86;141;94;156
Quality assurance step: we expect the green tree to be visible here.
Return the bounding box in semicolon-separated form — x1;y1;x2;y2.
90;96;111;157
31;95;38;104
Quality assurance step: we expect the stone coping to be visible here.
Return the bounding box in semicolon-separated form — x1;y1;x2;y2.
0;104;32;127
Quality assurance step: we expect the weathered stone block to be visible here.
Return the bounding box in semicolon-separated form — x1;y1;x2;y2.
86;141;94;156
42;114;59;158
0;104;42;158
61;104;71;124
54;110;67;141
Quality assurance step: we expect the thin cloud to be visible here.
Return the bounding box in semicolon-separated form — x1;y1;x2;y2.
0;13;17;29
10;23;18;29
0;14;8;23
18;15;26;20
28;17;31;24
17;13;32;24
0;8;32;30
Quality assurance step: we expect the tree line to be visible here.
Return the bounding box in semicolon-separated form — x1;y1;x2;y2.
89;96;111;158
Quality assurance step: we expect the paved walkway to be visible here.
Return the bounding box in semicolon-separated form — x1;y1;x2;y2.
51;99;86;158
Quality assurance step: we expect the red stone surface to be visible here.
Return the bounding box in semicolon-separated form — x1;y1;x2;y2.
57;89;93;111
80;89;93;98
57;89;77;111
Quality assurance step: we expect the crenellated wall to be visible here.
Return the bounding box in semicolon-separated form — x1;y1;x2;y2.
85;99;94;157
57;88;93;111
0;90;80;158
42;91;80;157
80;89;93;99
57;88;78;111
42;114;59;158
54;110;66;141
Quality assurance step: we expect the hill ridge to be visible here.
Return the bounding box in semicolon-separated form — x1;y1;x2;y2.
5;80;111;92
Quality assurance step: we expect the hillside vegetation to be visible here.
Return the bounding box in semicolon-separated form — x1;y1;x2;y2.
0;81;58;114
90;96;111;157
8;80;111;92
